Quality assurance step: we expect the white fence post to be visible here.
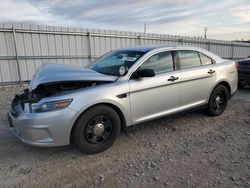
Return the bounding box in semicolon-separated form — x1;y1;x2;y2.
12;26;22;86
178;39;183;45
207;42;211;51
231;44;235;60
138;35;142;46
87;31;92;63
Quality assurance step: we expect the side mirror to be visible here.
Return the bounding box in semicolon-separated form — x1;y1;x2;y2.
132;69;155;79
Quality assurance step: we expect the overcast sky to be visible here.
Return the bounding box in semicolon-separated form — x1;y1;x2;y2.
0;0;249;40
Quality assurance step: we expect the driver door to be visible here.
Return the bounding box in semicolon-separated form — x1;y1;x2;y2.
129;51;181;124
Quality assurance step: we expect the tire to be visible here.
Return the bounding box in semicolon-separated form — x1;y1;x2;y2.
206;85;229;116
238;80;246;89
73;105;121;154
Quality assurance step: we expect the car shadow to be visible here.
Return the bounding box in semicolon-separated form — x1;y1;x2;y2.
123;109;208;135
4;108;208;158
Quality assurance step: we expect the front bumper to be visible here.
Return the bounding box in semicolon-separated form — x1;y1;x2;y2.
8;105;77;147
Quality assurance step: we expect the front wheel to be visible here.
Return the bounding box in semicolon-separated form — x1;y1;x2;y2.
73;105;121;154
206;85;229;116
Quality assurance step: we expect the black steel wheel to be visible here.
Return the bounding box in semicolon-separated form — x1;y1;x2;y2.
206;85;229;116
85;115;113;144
73;105;121;154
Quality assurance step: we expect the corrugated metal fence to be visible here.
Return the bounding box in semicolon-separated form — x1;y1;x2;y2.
0;23;250;85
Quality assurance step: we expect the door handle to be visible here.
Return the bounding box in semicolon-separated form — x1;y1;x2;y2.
168;76;179;82
208;69;216;74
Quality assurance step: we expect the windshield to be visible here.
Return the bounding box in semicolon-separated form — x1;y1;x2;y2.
91;50;145;76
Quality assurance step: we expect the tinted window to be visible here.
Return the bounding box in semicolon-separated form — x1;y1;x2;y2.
139;51;173;74
178;50;201;69
199;53;213;65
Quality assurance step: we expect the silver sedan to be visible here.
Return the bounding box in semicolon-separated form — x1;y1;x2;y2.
8;45;238;154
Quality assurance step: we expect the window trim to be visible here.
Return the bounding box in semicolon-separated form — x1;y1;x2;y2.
172;51;180;70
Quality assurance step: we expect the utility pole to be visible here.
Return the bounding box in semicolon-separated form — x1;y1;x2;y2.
144;23;146;34
204;27;207;39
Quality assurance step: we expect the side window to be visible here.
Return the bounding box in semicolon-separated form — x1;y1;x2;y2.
199;53;213;65
139;51;174;74
178;50;201;69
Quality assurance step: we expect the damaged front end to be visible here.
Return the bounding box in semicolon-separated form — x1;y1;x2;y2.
29;81;111;102
10;89;30;118
10;64;118;118
10;80;111;118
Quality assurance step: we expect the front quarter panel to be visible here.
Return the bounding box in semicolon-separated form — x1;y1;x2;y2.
65;81;131;127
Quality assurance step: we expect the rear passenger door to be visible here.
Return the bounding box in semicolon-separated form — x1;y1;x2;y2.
177;50;216;108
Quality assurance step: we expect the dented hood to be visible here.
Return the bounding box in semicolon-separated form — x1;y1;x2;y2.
28;64;118;91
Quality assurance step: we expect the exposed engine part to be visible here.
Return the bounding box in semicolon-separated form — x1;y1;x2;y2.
12;81;110;110
10;81;110;117
30;81;110;102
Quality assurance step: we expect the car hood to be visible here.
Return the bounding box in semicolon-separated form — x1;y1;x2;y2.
28;64;118;91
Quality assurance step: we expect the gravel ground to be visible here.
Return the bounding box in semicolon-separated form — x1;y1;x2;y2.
0;85;249;188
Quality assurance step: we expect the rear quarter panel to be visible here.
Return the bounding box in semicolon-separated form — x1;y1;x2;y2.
207;59;237;102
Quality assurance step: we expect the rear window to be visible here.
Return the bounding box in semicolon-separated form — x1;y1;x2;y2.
178;50;201;69
199;53;213;65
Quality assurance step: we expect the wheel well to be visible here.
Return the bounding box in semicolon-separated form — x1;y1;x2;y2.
70;103;127;144
217;81;231;96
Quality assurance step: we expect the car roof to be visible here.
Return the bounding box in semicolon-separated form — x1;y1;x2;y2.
115;45;223;63
116;45;176;52
116;45;214;53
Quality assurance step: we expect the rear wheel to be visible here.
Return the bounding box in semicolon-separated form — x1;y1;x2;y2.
73;105;121;154
206;85;229;116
